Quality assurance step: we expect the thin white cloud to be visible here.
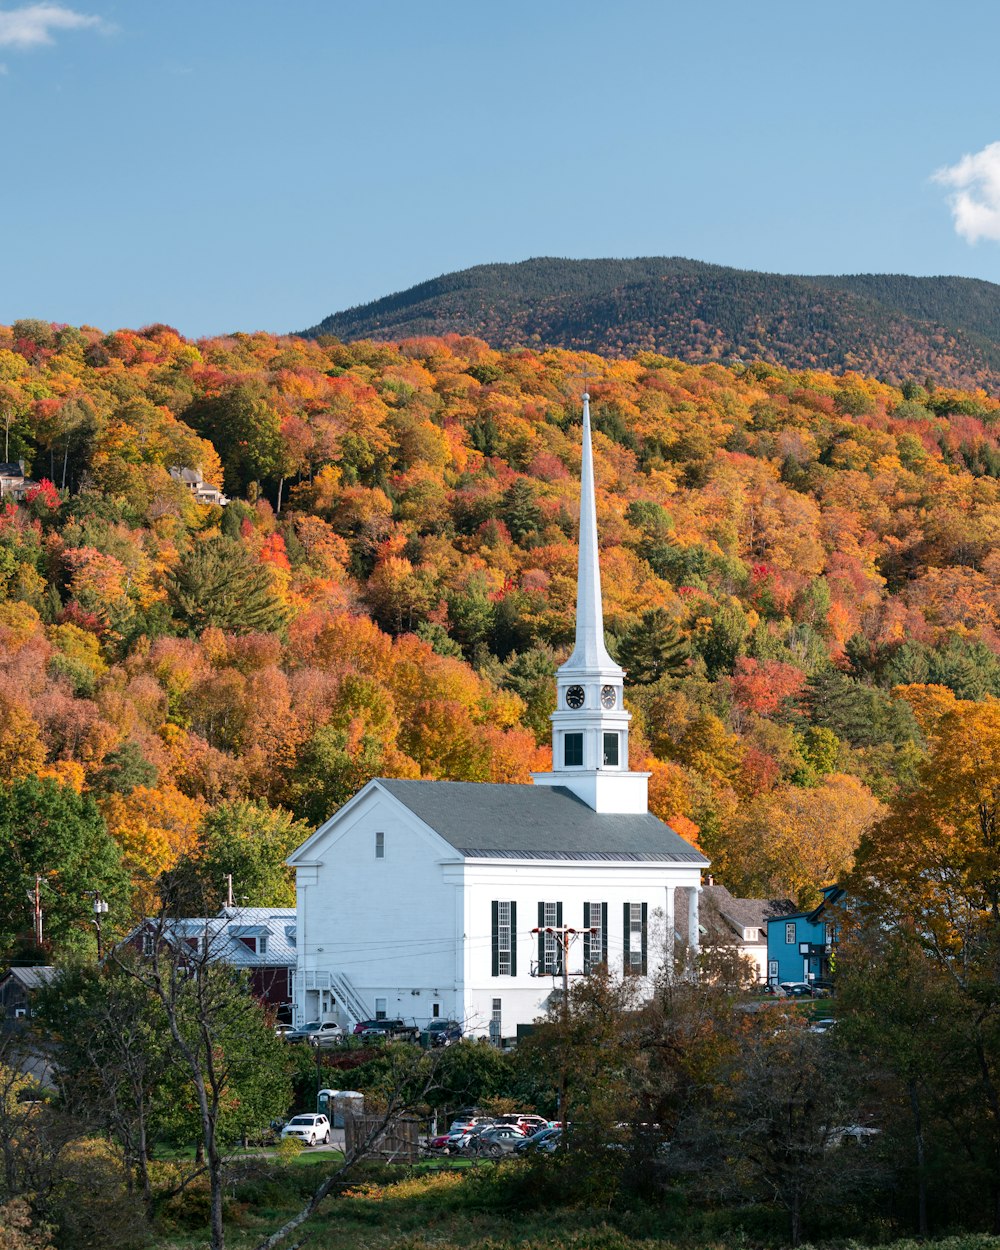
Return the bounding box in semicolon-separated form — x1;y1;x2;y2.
0;4;105;50
933;141;1000;244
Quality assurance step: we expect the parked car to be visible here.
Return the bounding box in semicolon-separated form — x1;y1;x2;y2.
352;1019;382;1035
779;982;815;998
280;1113;331;1146
514;1127;561;1153
426;1019;463;1047
467;1125;527;1156
273;1022;295;1038
811;979;836;997
285;1020;344;1046
809;1017;837;1034
360;1019;420;1042
445;1116;496;1151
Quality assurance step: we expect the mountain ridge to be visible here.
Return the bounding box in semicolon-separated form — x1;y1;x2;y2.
300;257;1000;393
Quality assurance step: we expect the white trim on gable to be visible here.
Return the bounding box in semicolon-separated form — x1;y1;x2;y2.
286;779;463;868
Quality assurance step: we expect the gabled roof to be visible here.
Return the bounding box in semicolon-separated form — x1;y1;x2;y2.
0;966;57;991
702;884;797;941
376;779;707;863
131;908;296;967
765;885;847;926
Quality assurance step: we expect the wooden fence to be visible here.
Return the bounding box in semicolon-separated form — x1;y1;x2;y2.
344;1113;420;1162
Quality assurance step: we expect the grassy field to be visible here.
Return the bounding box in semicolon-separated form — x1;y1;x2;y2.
148;1159;1000;1250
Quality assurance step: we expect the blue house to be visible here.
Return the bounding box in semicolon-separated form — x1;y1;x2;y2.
765;886;845;987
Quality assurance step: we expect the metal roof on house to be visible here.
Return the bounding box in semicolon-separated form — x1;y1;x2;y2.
377;779;708;863
0;966;58;991
131;908;297;968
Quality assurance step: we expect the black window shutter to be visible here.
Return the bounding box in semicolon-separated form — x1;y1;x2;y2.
601;902;608;965
510;902;517;977
556;902;563;972
641;902;648;975
537;902;544;971
583;902;591;970
623;902;631;972
491;901;499;977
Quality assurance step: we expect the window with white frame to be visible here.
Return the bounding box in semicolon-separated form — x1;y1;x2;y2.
491;900;516;976
622;902;648;975
490;998;502;1045
375;830;385;859
374;996;387;1020
785;922;796;945
583;901;607;973
630;905;645;970
142;930;154;958
537;901;562;974
258;935;268;957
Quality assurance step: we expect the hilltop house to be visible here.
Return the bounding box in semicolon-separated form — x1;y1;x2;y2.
766;886;845;987
0;462;36;501
169;467;229;507
288;396;709;1042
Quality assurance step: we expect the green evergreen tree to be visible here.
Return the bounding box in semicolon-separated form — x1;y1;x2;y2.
169;536;288;636
614;608;690;685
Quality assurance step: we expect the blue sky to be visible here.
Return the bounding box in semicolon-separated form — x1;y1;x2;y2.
3;0;1000;338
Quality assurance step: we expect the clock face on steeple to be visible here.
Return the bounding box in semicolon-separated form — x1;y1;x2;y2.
565;685;586;709
601;684;617;710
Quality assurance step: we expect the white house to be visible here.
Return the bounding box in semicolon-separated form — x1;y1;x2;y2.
288;395;709;1040
699;883;796;983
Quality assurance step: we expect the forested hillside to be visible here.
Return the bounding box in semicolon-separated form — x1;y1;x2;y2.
0;317;998;952
303;257;1000;392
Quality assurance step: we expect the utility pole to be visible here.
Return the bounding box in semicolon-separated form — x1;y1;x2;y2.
531;924;596;1149
92;892;109;960
33;875;42;948
225;874;234;909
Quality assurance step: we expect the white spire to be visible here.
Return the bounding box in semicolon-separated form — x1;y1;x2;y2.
562;393;621;674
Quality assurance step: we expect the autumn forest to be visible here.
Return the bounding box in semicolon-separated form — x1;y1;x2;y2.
0;316;998;955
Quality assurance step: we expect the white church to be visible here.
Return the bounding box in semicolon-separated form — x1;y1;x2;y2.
288;395;708;1040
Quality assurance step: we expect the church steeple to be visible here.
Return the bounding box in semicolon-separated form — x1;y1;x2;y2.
531;393;650;814
564;393;619;672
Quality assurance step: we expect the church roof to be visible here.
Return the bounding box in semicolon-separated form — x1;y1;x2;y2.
377;779;707;863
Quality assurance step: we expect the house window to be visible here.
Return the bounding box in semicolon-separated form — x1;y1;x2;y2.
432;1002;440;1018
537;901;563;974
142;931;154;958
623;902;647;974
583;902;608;973
375;830;385;859
564;733;583;767
374;997;387;1020
603;732;619;767
490;998;502;1045
258;935;268;957
825;922;834;945
785;922;796;945
491;900;517;976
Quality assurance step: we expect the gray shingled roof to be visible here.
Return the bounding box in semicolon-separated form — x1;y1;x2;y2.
701;884;797;941
378;779;708;863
